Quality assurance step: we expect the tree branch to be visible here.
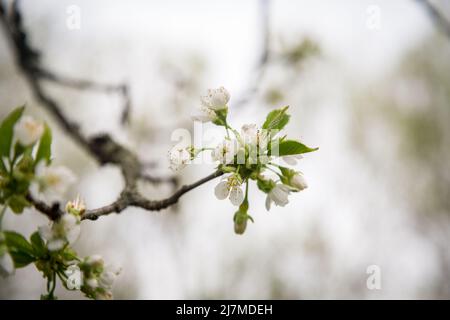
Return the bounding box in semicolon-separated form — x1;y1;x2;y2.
0;1;221;221
417;0;450;39
38;70;132;125
82;170;223;220
25;193;65;221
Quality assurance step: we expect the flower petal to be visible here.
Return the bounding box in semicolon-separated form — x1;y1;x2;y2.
38;225;53;241
282;155;303;166
265;196;272;211
66;224;81;245
0;252;15;277
229;186;244;206
47;239;66;251
191;106;216;123
214;181;230;200
269;184;290;207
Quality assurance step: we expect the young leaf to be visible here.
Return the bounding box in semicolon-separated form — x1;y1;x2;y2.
0;106;25;159
262;106;290;131
35;124;52;165
7;194;31;214
8;250;36;268
30;231;47;258
3;231;34;259
270;139;318;157
257;178;275;193
13;142;26;160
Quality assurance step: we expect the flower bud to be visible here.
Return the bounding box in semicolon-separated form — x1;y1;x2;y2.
85;255;104;269
233;211;248;235
14;115;44;146
290;173;307;191
85;277;99;289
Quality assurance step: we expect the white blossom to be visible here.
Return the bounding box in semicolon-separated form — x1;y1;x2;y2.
291;173;308;191
201;86;230;110
265;183;291;211
168;145;193;171
38;213;81;251
82;255;121;300
191;105;217;123
211;139;238;164
98;265;121;290
240;124;269;150
33;162;77;202
85;277;98;289
0;251;14;277
214;175;244;206
14;115;44;146
282;154;303;166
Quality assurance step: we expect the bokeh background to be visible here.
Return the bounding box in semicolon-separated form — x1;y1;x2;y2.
1;0;450;299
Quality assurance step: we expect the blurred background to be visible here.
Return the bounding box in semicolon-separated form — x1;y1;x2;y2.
1;0;450;299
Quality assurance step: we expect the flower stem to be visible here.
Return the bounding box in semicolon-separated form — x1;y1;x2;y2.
48;271;57;299
225;124;230;139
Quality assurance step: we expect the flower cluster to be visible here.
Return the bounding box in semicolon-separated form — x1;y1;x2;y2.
1;195;121;300
169;87;318;234
78;255;121;300
0;107;121;300
0;107;77;215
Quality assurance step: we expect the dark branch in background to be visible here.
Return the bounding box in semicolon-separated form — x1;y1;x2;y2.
140;173;179;187
0;0;222;221
417;0;450;39
233;0;270;109
83;170;223;220
38;70;132;125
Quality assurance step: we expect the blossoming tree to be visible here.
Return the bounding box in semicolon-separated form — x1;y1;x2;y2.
0;3;317;299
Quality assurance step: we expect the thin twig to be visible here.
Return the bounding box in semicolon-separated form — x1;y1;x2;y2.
82;170;223;220
38;70;132;125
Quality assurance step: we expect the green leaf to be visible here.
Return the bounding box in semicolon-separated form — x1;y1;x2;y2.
7;194;31;214
61;247;78;262
0;106;25;159
30;231;47;258
257;178;275;193
35;124;52;165
12;142;27;161
4;231;35;255
4;231;36;267
262;106;290;131
8;250;36;268
270;139;318;157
